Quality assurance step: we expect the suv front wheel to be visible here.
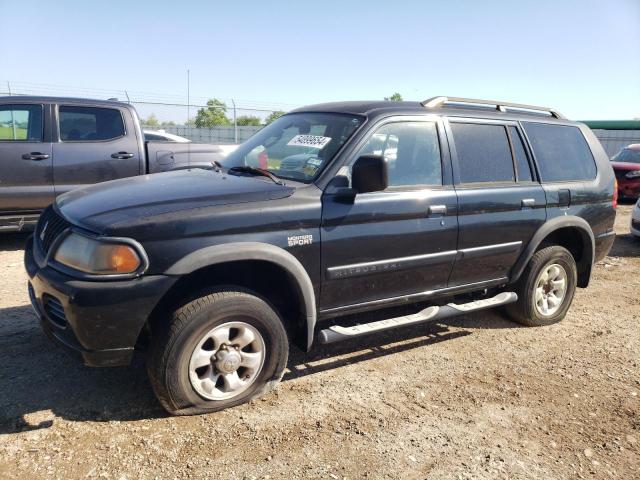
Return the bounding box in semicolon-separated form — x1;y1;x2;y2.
506;246;577;327
148;289;289;415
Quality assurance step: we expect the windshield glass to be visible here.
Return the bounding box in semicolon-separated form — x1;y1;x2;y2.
612;148;640;163
222;112;364;183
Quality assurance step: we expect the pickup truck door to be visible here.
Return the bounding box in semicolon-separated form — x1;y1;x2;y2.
445;119;546;286
0;102;54;215
320;117;458;314
51;103;142;196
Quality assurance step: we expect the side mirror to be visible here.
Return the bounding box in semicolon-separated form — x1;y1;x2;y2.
352;154;388;194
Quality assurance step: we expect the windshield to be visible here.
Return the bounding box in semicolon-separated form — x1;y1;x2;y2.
611;148;640;163
222;112;364;183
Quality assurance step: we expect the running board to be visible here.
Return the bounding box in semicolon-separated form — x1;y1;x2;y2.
318;291;518;344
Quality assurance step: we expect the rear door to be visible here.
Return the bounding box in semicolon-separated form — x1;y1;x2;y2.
446;118;546;286
52;103;141;195
0;102;54;214
320;117;459;313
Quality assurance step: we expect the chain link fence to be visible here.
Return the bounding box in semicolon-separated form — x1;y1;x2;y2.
1;80;298;144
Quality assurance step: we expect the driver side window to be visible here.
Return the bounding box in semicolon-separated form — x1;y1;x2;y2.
355;121;442;187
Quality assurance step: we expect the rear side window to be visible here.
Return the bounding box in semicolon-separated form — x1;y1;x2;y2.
508;126;533;182
451;123;514;183
0;104;43;141
59;106;125;141
523;122;596;182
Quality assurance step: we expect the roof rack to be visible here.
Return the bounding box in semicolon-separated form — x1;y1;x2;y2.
421;96;566;120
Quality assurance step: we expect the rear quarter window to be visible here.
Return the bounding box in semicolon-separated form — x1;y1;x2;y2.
523;122;597;182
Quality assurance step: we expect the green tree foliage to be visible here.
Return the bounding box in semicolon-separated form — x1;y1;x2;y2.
236;115;262;126
195;99;231;127
384;93;403;101
265;110;285;125
160;120;176;127
143;113;159;127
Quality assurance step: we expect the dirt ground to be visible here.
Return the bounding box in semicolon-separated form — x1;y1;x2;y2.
0;205;638;479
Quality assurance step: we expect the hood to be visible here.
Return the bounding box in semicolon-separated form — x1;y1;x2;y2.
57;169;294;233
611;161;640;171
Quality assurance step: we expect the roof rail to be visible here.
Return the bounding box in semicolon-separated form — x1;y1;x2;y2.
421;96;566;120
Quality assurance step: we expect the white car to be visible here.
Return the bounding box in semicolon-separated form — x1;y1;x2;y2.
144;130;191;143
631;198;640;238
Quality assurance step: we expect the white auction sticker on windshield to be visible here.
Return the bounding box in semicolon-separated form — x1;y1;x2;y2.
287;135;332;149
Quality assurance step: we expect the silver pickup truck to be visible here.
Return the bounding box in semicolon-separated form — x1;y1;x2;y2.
0;96;237;231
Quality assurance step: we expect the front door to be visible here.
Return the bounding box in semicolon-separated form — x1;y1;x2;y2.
0;103;54;214
52;104;141;196
320;118;458;314
446;119;547;286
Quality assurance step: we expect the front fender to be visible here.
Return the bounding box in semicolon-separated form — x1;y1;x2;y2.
165;242;317;350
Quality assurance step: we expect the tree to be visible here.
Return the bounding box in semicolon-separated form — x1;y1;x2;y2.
236;115;262;126
160;120;176;127
265;110;285;125
195;99;231;127
143;113;159;127
384;93;403;101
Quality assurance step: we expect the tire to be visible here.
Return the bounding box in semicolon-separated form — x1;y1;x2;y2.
147;289;289;416
505;246;577;327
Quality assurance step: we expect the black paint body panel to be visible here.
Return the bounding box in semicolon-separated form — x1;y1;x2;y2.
24;100;617;364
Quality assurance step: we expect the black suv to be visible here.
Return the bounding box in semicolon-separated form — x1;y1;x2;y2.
25;96;616;415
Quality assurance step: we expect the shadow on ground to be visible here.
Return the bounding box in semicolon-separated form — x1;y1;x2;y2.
608;233;640;258
0;302;523;433
0;232;30;252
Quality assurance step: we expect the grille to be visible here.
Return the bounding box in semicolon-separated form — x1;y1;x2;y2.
43;294;67;328
36;206;71;254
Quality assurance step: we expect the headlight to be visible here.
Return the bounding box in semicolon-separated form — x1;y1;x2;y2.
626;170;640;179
53;233;143;275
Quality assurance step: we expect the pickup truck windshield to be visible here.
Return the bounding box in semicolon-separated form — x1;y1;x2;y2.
611;148;640;164
223;112;364;183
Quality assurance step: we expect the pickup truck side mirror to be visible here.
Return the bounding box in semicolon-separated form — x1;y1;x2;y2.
352;154;388;194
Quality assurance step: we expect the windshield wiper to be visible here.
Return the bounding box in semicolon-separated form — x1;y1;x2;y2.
227;166;285;185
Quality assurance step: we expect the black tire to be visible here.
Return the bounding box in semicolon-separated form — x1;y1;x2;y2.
505;246;577;327
147;289;289;416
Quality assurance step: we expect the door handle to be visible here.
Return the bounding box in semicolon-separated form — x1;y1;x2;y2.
22;152;50;161
111;152;134;159
521;198;536;208
428;205;447;216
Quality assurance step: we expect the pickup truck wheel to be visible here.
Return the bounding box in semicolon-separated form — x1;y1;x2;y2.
147;289;289;416
506;246;577;327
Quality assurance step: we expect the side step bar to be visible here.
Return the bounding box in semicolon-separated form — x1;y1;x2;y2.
318;292;518;344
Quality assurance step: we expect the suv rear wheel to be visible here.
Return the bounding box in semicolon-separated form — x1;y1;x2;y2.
148;289;289;415
506;246;577;326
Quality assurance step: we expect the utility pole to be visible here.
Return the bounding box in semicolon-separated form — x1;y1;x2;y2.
187;69;190;131
232;99;237;144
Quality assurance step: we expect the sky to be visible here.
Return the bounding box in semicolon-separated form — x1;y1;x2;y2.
1;0;639;122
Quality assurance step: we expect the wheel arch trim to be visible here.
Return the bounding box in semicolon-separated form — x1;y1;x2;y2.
511;216;595;286
165;242;317;350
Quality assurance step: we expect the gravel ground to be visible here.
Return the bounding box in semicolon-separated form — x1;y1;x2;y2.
0;204;638;479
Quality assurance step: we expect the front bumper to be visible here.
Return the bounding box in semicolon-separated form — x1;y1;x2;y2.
25;237;177;367
618;179;640;199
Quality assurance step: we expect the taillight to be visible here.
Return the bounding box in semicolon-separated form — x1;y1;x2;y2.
613;178;618;209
